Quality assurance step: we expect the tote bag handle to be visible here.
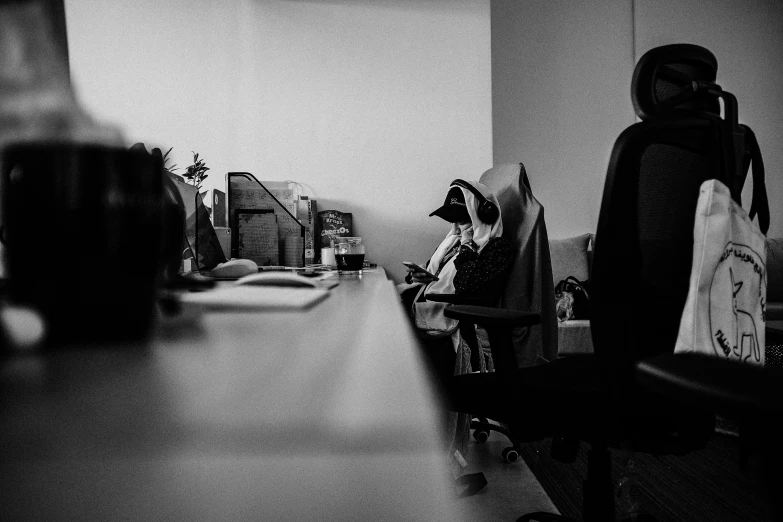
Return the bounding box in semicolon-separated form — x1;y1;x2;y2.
742;125;769;235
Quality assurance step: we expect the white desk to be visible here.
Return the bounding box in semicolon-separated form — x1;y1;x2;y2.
1;269;463;520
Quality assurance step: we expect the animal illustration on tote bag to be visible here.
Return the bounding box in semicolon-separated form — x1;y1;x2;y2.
730;268;761;363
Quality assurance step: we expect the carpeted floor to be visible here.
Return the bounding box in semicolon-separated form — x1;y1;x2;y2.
518;427;768;521
453;417;772;521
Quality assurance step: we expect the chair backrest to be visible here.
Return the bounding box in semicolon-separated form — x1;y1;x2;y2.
479;163;559;367
591;44;765;397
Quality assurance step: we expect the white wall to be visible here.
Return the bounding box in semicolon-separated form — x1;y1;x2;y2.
635;0;783;238
491;0;635;240
492;0;783;240
66;0;780;280
65;0;493;283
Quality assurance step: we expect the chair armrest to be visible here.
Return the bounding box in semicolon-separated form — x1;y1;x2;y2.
635;353;783;416
766;302;783;321
424;293;495;306
443;304;541;329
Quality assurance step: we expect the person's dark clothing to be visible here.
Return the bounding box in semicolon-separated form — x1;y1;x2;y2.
453;236;514;299
404;236;514;302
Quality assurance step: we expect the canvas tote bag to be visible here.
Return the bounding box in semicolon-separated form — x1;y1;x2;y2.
675;179;767;364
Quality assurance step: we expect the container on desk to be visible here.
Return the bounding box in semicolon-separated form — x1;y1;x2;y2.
334;237;365;275
0;142;165;347
321;247;336;267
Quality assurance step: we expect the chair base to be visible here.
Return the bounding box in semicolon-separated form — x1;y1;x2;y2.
471;417;521;463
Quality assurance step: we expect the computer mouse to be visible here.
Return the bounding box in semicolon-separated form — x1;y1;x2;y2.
234;271;320;288
210;258;258;278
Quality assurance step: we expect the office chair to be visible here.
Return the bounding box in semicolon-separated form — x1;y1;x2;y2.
635;353;783;521
426;163;558;463
444;43;765;521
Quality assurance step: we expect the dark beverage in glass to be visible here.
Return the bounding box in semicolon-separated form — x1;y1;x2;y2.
336;253;365;272
334;237;365;274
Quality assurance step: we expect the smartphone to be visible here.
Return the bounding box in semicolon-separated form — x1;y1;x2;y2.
402;261;439;281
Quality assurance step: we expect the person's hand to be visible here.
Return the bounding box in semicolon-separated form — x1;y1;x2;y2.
405;265;438;284
459;224;474;245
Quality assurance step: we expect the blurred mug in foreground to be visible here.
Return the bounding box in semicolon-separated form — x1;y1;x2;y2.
334;237;365;275
0;142;165;348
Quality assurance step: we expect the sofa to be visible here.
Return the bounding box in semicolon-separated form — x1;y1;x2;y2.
548;234;783;357
549;233;595;356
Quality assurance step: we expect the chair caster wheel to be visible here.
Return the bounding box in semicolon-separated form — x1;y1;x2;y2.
473;430;489;443
502;447;520;463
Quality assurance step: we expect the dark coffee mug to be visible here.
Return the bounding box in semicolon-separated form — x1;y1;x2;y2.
1;142;165;346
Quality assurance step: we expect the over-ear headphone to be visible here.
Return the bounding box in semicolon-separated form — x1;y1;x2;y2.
450;179;499;224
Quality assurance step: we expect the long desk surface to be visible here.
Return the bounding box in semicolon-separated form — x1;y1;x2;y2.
1;268;463;520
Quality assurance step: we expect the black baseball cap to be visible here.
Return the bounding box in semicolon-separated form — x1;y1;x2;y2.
429;186;470;223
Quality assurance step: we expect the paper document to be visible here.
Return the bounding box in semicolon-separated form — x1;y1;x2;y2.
178;286;329;311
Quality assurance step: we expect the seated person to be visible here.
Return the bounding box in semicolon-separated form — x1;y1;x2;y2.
397;179;514;388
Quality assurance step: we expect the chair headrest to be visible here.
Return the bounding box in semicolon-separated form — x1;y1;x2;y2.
632;43;719;120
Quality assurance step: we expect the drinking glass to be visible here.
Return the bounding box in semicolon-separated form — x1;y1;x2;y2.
334;237;365;275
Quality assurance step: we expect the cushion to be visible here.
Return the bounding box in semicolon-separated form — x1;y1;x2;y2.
549;233;593;287
767;238;783;302
557;319;594;355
